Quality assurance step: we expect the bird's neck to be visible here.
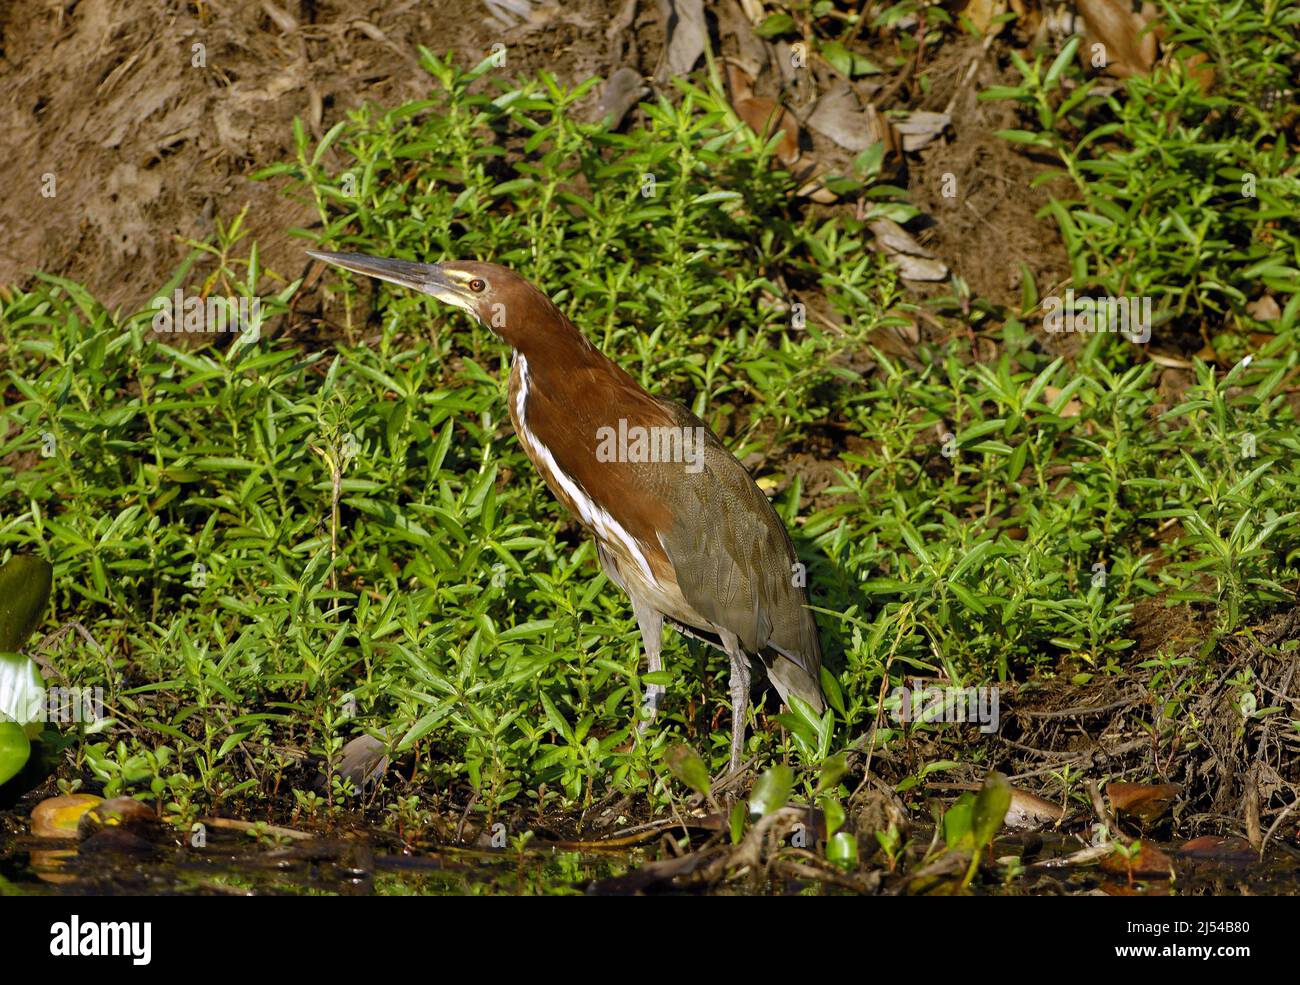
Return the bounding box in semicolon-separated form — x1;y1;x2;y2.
506;306;607;377
503;297;664;431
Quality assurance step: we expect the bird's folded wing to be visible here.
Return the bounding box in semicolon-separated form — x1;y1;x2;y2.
656;420;821;682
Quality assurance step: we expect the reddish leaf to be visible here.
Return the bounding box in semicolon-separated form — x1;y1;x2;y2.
1106;781;1182;822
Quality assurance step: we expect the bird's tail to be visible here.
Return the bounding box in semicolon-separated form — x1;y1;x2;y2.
663;617;826;713
762;648;826;714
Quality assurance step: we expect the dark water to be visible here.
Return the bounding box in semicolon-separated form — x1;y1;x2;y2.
1;832;633;896
1;824;1295;896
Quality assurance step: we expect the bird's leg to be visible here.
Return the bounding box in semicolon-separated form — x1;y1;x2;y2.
631;598;664;733
719;630;752;775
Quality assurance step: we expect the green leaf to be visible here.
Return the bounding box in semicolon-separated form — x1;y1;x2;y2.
972;771;1012;850
1019;262;1038;312
816;752;849;795
1006;439;1030;482
216;731;251;760
980;84;1030;101
827;830;858;870
821;795;846;838
1044;36;1080;89
995;129;1053;147
729;801;747;844
0;556;53;652
539;692;574;744
820;40;853;77
664;742;711;797
0;721;31;786
943;792;975;849
754;12;796;37
853;141;886;181
748;765;794;817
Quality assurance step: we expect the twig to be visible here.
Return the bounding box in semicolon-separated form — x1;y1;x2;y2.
454;792;480;844
1259;799;1299;862
1015;693;1145;719
942;29;998;118
201;817;314;842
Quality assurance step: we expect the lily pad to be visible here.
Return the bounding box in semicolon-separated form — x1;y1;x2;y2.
32;793;104;838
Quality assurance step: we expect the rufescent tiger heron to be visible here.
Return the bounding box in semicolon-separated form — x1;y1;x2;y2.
308;251;826;773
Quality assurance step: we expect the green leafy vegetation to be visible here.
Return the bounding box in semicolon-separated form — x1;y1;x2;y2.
2;15;1298;880
985;0;1300;335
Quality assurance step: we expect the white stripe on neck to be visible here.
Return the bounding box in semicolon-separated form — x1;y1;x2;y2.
513;353;656;583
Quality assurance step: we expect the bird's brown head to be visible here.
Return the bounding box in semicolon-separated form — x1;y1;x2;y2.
308;251;575;354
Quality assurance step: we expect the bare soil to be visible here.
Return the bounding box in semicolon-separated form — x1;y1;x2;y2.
1;0;1067;317
0;0;617;312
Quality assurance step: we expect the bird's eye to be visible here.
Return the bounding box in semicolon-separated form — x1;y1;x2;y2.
468;278;486;293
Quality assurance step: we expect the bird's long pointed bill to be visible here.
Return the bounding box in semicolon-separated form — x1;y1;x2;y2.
307;250;456;299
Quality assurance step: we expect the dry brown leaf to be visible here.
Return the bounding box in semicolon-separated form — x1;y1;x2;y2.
1042;385;1083;418
886;256;948;281
1195;342;1224;364
865;322;922;362
1077;0;1158;79
327;732;392;792
1106;781;1182;823
718;4;768;79
806;84;871;151
599;67;649;129
1009;0;1039;29
952;0;1006;34
869;217;936;258
735;97;802;166
1179;49;1217;95
725;60;756;103
1249;332;1278;350
484;0;536;30
1177;835;1255;861
656;0;708;81
893;111;951;151
726;62;801;167
1100;841;1175;878
796;176;840;204
869;105;903;162
868;218;949;281
806;83;902;172
1247;294;1282;322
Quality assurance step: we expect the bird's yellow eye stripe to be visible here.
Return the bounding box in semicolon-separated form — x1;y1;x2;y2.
445;270;487;292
